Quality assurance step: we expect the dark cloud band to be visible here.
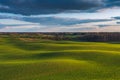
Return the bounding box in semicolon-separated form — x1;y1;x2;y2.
0;0;119;15
0;0;104;15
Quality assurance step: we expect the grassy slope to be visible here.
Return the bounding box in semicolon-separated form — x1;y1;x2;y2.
0;37;120;80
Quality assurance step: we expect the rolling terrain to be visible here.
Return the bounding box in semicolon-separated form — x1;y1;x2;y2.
0;36;120;80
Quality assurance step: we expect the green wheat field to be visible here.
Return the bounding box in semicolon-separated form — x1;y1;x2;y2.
0;36;120;80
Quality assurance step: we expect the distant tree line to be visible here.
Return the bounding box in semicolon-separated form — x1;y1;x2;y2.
0;32;120;42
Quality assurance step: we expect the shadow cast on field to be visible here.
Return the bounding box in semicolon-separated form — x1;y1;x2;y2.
31;51;120;66
107;42;120;44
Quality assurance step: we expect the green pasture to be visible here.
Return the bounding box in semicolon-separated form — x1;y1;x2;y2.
0;37;120;80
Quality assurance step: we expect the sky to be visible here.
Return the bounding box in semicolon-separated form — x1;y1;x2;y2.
0;0;120;32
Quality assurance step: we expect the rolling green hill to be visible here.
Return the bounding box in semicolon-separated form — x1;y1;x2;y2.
0;37;120;80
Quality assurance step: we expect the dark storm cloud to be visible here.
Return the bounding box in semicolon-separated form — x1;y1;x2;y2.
0;0;105;15
117;22;120;24
106;0;120;7
114;17;120;20
0;0;120;15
